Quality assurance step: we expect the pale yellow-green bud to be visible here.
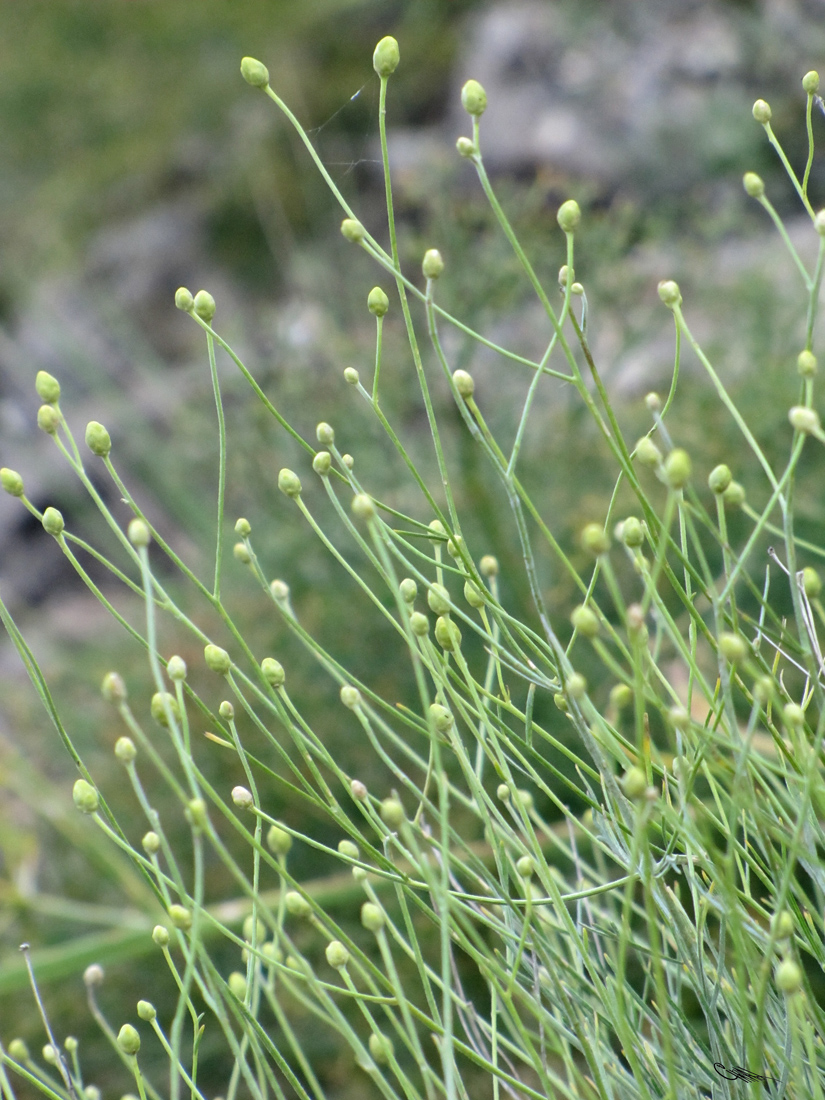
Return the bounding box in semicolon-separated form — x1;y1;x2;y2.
461;79;487;117
657;280;682;308
326;940;350;969
788;406;821;434
429;703;454;732
85;421;111;457
368;287;389;316
422;249;444;280
802;566;822;598
128;518;150;547
664;447;691;489
267;824;292;856
452;369;474;398
340;684;362;708
566;672;586;699
752;99;772;124
278;468;302;498
101;671;127;702
708;464;732;494
150;692;180;728
73;779;99;814
480;554;498;577
464;579;485;608
621;516;644;548
313;451;331;476
36;371;61;404
137;1000;156;1022
722;480;745;507
610;683;633;710
37;405;60;435
497;783;510;801
285;891;311;918
84;963;104;987
775;957;802;994
351;493;375;520
344;366;360;385
175;287;194;311
635;436;662;468
556;199;581;233
456;136;476;158
351;779;368;801
167;655;187;681
338;839;359;860
399;578;417;603
570;604;599;638
622;767;647;800
410;611;429;636
816;210;825;237
369;1032;393;1065
516;854;534;878
233;542;251;564
42;507;64;537
373;36;399;77
435;615;461;650
193;290;215;322
0;467;24;497
187;799;207;829
261;657;285;687
240;56;270;87
341;218;365;243
204;643;231;675
168;904;192;931
783;702;805;728
227;971;247;1000
719;632;748;663
116;1025;140;1056
7;1039;29;1061
114;736;137;764
142;831;160;854
380;797;405;829
361;902;384;932
580;523;609;557
797;350;817;378
803;70;820;95
235;517;251;537
316;421;334;445
743;172;765;198
772;910;795;939
427;583;451;615
219;700;234;720
152;924;170;947
232;786;253;810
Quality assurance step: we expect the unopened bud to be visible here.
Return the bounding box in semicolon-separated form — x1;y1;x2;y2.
816;210;825;237
797;350;817;377
570;604;599;638
150;692;180;728
168;904;192;931
142;831;160;854
137;1001;156;1022
37;405;60;435
340;684;362;708
42;507;64;537
722;480;746;507
664;448;691;489
341;219;365;243
278;468;302;498
116;1025;140;1056
167;655;187;681
152;925;170;947
657;280;682;308
85;421;111;457
344;366;360;385
409;611;429;636
204;644;231;675
803;70;820;95
708;464;732;494
83;964;104;987
788;406;821;434
351;779;368;801
326;940;350;969
802;566;822;598
0;468;24;497
743;172;765;198
73;779;99;814
461;79;487;117
752;99;772;124
114;737;137;764
775;958;802;994
261;657;285;687
285;891;311;918
266;824;292;855
427;583;451;615
422;249;444;280
456;136;476;157
368;287;389;316
373;36;400;78
175;287;194;311
233;542;251;564
452;369;474;398
580;523;609;557
435;615;461;650
128;518;150;547
351;493;375;520
621;516;644;548
361;902;384;932
635;436;662;468
313;451;331;475
101;671;127;702
556;199;581;233
240;57;270;87
380;797;405;829
622;767;647;800
480;554;498;577
399;578;417;603
232;786;254;810
719;632;748;663
193;290;215;323
35;371;61;405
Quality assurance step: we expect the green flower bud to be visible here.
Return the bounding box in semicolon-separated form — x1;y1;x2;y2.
399;578;417;603
657;280;682;308
368;1032;393;1065
35;372;61;406
137;1001;156;1022
554;692;569;714
789;406;822;434
556;199;581;233
219;700;234;720
284;891;311;918
187;799;207;829
0;467;24;497
752;99;772;124
814;210;825;236
256;658;284;691
422;249;444;279
326;940;350;970
128;518;150;547
368;287;389;316
797;350;817;377
7;1039;29;1061
101;671;127;702
266;823;292;856
516;855;534;878
380;797;405;829
753;675;774;704
342;453;354;469
427;583;451;615
428;703;454;732
344;366;360;385
228;971;247;999
566;672;586;699
167;655;187;682
73;779;99;814
783;702;805;728
83;1086;100;1100
351;779;368;801
621;516;644;548
428;519;446;538
315;421;334;445
464;579;485;608
803;70;820;95
233;542;251;564
664;447;691;489
775;957;802;994
410;611;429;636
497;783;510;801
609;683;633;710
622;766;647;800
361;902;384;932
452;369;474;398
341;218;365;243
570;605;599;638
373;36;400;77
461;79;487;117
84;964;104;987
193;290;215;322
117;1026;140;1056
338;839;359;860
85;421;111;458
480;555;498;577
240;56;270;87
142;831;160;854
743;172;765;198
152;924;170;947
351;493;375;520
175;287;194;311
772;910;795;939
168;904;192;931
708;464;732;494
580;523;609;557
232;786;253;810
41;507;63;536
635;436;662;468
803;566;822;598
234;517;251;538
340;684;362;708
435;615;461;650
278;468;302;498
270;579;290;602
722;480;746;507
43;1045;58;1065
312;451;332;476
37;405;60;434
645;391;661;413
204;644;231;675
719;632;748;663
114;736;137;764
515;789;534;812
150;692;180;727
456;136;476;158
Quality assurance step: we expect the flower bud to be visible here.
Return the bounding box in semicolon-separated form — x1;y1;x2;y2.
788;406;821;434
338;839;359;862
137;1000;156;1022
38;406;61;440
128;518;150;547
369;1032;393;1064
266;823;292;855
556;200;581;233
380;797;405;829
743;172;765;198
722;480;746;507
772;910;795;939
351;779;368;801
719;632;748;663
41;507;63;537
232;786;253;810
204;643;231;675
435;615;461;650
566;672;586;699
516;855;534;878
622;767;647;800
635;436;662;468
708;464;732;494
278;468;302;498
752;99;772;124
361;902;384;932
168;904;192;931
368;287;389;316
427;583;451;615
240;57;270;87
464;579;485;608
101;671;127;702
814;210;825;236
373;36;400;77
312;451;331;476
580;523;609;557
233;542;251;564
142;831;160;854
452;369;474;398
351;493;375;520
285;891;311;918
664;448;691;489
344;366;360;385
270;579;290;602
461;79;487;117
164;655;186;683
429;703;454;733
480;554;498;577
114;736;137;764
34;373;61;409
84;964;104;987
150;692;180;727
175;287;194;311
610;683;633;710
399;578;417;603
341;218;365;243
187;799;207;829
73;779;98;814
193;290;215;323
570;604;599;638
497;783;510;801
0;467;24;497
342;453;354;469
621;516;644;548
255;661;284;695
410;611;429;636
797;350;817;378
802;566;822;598
422;249;444;279
456;136;476;158
803;70;821;95
7;1039;29;1061
84;421;111;458
219;701;234;722
315;422;334;446
326;940;350;969
775;958;802;994
657;280;682;308
340;684;362;708
152;924;170;947
228;971;247;999
116;1025;140;1056
783;702;805;728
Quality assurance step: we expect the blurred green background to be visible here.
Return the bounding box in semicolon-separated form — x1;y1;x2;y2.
1;1;825;1097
